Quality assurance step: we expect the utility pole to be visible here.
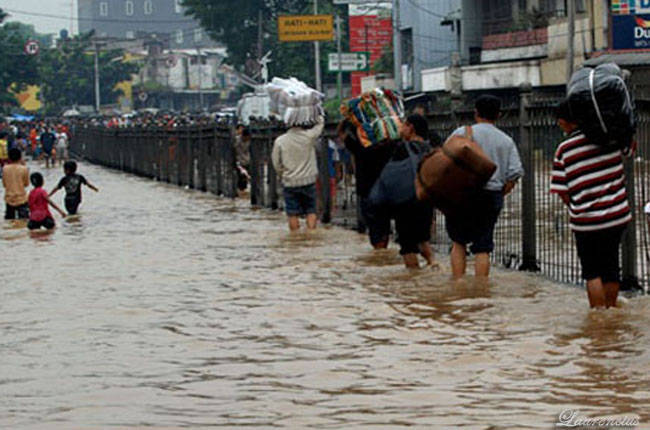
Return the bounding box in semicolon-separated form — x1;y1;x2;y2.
566;0;576;82
257;10;263;72
336;14;342;102
94;40;101;113
393;0;402;91
196;46;204;111
314;0;322;92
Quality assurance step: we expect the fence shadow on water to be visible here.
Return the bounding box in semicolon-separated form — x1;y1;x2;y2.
72;95;650;292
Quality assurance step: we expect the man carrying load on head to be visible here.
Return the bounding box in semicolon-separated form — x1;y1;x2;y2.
446;95;524;279
272;116;324;232
551;100;632;309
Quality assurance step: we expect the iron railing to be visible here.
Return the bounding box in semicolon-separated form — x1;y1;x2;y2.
71;93;650;292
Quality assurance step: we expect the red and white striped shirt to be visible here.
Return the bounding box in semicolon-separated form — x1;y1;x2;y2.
550;132;631;232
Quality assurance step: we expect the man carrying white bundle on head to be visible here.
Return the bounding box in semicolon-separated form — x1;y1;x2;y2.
272;115;324;232
267;77;325;232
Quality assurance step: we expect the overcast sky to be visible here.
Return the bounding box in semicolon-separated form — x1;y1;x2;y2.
0;0;77;35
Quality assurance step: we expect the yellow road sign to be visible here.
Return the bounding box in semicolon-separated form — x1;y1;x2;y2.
278;15;334;42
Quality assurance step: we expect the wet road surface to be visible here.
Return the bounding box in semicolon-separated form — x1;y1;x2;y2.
2;162;650;429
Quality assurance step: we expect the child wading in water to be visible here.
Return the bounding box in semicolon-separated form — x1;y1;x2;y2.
28;172;66;230
49;161;98;215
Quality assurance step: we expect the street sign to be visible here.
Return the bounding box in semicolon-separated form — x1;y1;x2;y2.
328;52;370;72
138;92;148;102
24;40;39;56
278;15;334;42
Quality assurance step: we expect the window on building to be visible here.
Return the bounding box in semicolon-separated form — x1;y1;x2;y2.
99;2;108;16
125;0;134;16
194;29;203;43
144;0;153;15
126;30;135;39
175;29;184;44
174;0;183;14
482;0;512;35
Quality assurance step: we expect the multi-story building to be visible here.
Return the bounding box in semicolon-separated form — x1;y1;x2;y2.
421;0;615;92
78;0;214;49
394;0;461;92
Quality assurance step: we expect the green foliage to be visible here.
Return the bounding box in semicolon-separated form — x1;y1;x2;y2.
0;9;40;111
37;32;139;114
511;7;549;32
323;97;342;121
181;0;349;88
371;45;393;74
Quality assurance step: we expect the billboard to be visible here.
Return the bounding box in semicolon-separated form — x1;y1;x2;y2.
348;3;392;96
278;15;334;42
612;14;650;49
611;0;650;15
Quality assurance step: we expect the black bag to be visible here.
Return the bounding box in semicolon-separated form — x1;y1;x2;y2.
567;63;636;150
368;141;427;207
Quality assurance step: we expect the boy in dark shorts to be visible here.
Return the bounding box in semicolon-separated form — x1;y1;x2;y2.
49;161;99;215
28;172;66;230
551;101;631;308
446;95;524;279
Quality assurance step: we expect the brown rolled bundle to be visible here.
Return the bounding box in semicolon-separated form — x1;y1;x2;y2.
415;126;497;216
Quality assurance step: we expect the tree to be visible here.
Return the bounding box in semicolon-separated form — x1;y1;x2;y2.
0;9;40;111
38;32;139;114
181;0;348;89
371;45;393;74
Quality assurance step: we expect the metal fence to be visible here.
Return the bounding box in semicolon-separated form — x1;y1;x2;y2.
71;93;650;292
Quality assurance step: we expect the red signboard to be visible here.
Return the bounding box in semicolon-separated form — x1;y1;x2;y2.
349;14;393;96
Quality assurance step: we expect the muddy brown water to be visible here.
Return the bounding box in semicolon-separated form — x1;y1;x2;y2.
2;162;650;429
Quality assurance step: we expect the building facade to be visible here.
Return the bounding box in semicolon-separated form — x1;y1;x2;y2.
395;0;461;92
78;0;214;49
422;0;613;92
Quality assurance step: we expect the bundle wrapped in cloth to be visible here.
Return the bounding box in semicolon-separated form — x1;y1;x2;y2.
567;63;636;151
266;77;324;127
340;88;405;147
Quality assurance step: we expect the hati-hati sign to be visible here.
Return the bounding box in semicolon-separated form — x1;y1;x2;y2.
278;15;334;42
612;13;650;49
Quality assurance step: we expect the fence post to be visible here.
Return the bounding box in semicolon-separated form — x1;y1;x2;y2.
622;160;640;290
318;136;332;224
519;83;539;271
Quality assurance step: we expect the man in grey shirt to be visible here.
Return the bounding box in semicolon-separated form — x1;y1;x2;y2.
447;95;524;279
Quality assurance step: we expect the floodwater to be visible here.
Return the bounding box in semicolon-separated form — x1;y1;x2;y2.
2;162;650;430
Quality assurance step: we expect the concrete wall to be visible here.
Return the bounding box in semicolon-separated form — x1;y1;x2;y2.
421;60;541;91
462;61;541;90
421;67;450;92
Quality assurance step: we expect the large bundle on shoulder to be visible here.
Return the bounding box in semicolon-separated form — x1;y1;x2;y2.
340;88;404;147
416;126;497;216
266;77;324;127
567;63;636;150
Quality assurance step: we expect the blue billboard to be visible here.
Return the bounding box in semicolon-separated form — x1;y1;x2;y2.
612;14;650;49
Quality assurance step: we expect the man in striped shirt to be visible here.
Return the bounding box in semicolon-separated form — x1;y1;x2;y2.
550;101;632;309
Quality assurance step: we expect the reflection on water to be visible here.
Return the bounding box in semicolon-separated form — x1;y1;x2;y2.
2;162;649;429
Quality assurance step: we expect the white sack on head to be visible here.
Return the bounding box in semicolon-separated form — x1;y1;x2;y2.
266;77;324;127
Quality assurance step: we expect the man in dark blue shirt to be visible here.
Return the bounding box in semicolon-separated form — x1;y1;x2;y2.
40;127;56;169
